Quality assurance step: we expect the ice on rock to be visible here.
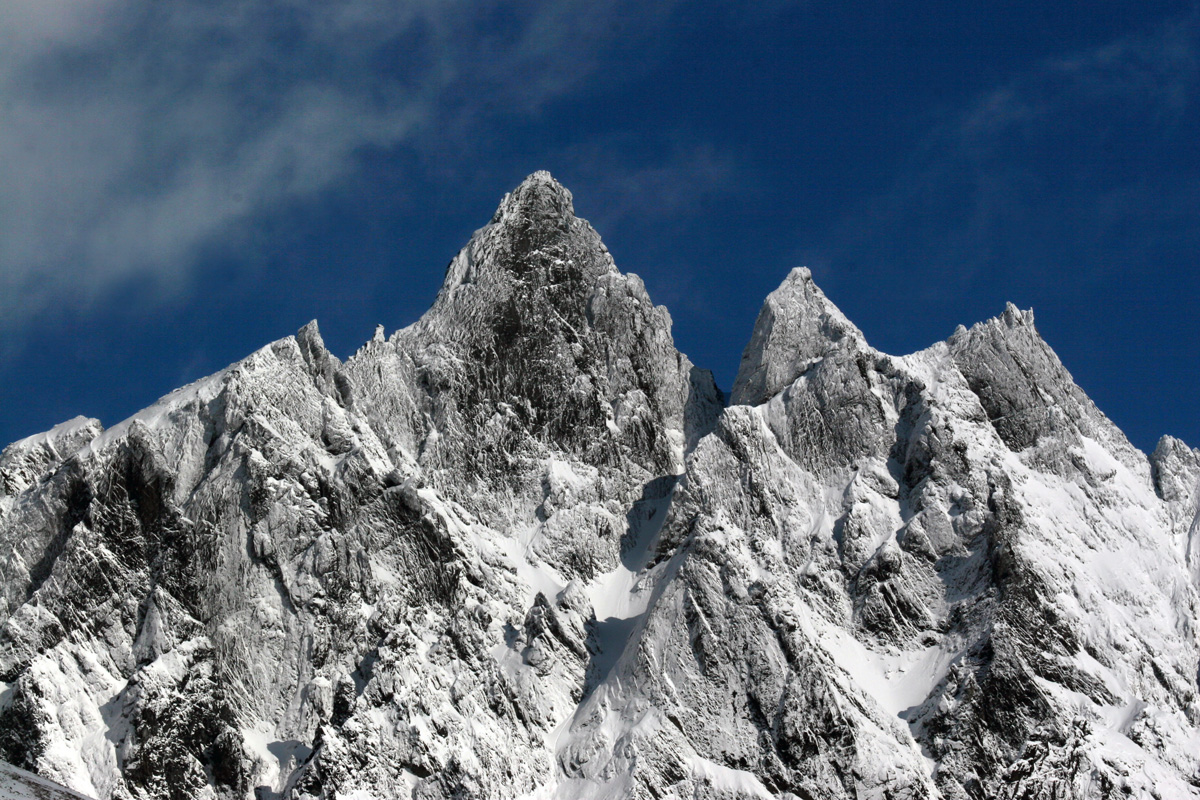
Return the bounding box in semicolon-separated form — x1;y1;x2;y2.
1152;435;1200;586
731;266;866;407
0;416;102;497
0;760;98;799
1;173;1199;800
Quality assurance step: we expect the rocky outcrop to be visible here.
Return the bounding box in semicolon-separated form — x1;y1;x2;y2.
1153;435;1200;588
0;173;1197;800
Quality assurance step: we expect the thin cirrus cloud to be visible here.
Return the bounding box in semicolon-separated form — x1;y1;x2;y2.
0;0;682;326
559;139;738;229
821;13;1200;304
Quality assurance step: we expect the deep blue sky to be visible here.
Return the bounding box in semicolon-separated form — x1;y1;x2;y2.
1;1;1197;453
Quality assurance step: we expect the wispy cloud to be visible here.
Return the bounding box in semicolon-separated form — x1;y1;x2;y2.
822;13;1200;300
559;136;739;229
0;0;684;324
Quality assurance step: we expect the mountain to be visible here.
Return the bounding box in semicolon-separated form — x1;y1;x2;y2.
1;172;1197;800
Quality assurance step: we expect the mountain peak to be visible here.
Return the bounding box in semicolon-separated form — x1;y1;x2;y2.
372;171;717;485
731;266;867;406
431;172;604;303
490;170;575;227
1002;300;1035;327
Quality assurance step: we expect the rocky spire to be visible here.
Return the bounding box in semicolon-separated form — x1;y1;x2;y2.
947;300;1147;476
490;169;578;228
428;171;613;310
731;267;867;406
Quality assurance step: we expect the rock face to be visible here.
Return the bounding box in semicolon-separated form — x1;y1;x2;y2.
0;174;1197;800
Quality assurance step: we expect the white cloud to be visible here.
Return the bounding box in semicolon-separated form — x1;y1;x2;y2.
558;137;739;229
0;0;682;323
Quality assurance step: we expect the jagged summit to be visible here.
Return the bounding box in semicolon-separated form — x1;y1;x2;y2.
338;172;722;555
733;269;1049;411
420;171;616;337
945;296;1149;474
731;266;866;406
490;170;576;225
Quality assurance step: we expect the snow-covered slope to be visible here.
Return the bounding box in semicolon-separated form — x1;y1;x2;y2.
0;174;1196;800
0;759;97;800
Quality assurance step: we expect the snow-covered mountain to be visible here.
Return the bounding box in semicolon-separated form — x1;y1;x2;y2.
1;172;1196;800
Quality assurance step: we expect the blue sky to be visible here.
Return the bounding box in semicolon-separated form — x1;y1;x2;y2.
1;1;1197;453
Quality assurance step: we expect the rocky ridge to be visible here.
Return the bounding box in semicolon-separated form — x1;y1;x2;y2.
0;173;1197;800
